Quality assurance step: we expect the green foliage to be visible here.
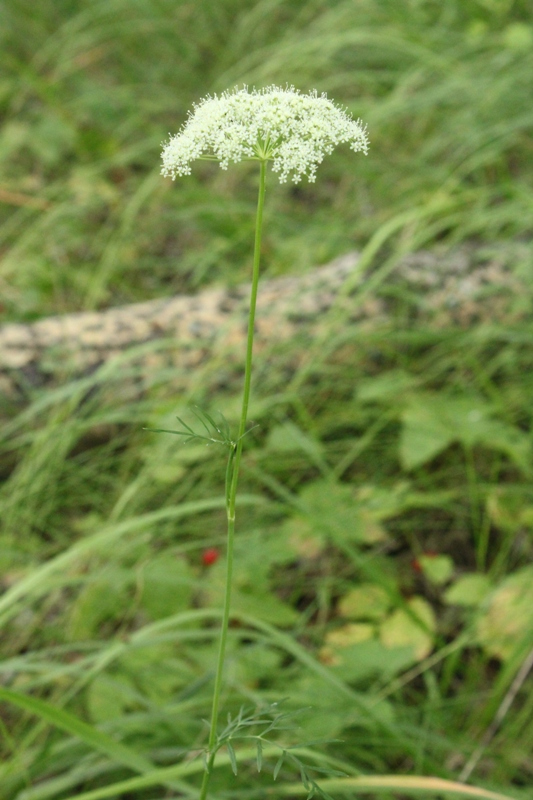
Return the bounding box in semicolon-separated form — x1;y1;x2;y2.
1;0;533;798
206;701;347;800
444;573;492;607
475;567;533;661
399;393;530;472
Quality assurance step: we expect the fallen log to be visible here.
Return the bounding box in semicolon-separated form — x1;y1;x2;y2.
0;243;527;406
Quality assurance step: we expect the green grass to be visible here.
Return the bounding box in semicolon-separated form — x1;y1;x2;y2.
1;0;533;798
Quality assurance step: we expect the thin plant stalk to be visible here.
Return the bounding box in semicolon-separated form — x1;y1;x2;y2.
162;86;368;800
199;159;267;800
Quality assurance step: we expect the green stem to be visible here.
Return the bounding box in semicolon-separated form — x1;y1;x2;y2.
199;159;267;800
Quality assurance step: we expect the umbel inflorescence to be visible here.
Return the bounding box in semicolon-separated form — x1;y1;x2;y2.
161;85;369;183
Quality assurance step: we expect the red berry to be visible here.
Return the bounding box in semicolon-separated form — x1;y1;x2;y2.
202;548;220;567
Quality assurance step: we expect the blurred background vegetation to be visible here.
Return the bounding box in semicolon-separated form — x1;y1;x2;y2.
0;1;532;798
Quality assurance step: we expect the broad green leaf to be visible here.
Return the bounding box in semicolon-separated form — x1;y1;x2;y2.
231;589;299;627
324;623;375;649
356;370;416;402
473;418;531;473
400;401;453;469
337;583;391;620
400;393;531;471
444;573;492;607
321;638;414;684
289;672;395;739
476;566;533;660
285;516;325;558
380;597;436;661
266;422;325;464
487;488;533;532
418;553;454;585
353;482;412;520
287;481;389;546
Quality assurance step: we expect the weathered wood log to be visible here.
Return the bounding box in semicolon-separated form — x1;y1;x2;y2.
0;244;526;406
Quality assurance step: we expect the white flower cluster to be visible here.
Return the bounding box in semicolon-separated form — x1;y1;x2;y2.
161;85;369;183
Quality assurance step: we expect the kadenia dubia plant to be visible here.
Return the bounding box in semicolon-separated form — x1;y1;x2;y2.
160;85;368;800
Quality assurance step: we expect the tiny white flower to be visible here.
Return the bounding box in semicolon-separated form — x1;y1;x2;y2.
161;85;369;184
